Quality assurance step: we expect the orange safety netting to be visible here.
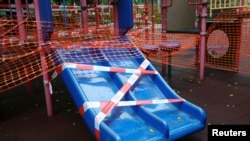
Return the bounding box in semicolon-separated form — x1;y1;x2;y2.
129;29;200;69
0;5;200;93
206;9;250;73
0;25;137;93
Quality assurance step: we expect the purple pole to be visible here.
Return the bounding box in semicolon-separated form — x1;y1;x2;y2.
199;0;208;80
33;0;54;117
81;0;88;34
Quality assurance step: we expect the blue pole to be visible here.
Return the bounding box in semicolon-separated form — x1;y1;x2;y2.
63;0;67;29
38;0;53;41
118;0;134;35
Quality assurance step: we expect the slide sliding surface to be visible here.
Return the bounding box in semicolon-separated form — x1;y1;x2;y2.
56;40;206;141
108;57;206;140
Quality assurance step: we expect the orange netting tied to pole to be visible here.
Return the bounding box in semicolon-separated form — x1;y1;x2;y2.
0;0;205;93
0;3;201;94
206;9;250;73
0;6;115;93
129;29;200;69
0;25;137;93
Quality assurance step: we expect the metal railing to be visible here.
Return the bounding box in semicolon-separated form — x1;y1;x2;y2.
209;0;250;17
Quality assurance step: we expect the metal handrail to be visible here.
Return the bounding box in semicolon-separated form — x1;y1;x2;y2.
209;0;250;17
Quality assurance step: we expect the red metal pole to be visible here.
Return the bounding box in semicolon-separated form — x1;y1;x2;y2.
113;0;119;36
151;0;154;32
161;0;167;75
161;0;173;32
145;0;149;31
14;0;34;95
161;0;173;75
161;0;167;32
199;0;208;80
81;0;88;34
15;0;27;42
238;0;245;13
33;0;54;117
94;0;100;27
187;0;208;80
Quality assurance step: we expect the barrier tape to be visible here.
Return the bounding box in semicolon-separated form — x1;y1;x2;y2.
51;5;81;11
79;98;185;116
51;5;113;11
49;62;158;94
94;59;150;141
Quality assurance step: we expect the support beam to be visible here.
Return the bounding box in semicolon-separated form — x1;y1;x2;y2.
33;0;54;117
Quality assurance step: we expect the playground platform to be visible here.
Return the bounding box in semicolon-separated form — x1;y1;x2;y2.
0;62;250;141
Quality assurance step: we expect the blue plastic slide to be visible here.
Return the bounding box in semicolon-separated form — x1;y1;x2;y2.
56;38;206;141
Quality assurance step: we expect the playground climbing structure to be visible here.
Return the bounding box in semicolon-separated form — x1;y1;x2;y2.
0;0;202;93
0;1;207;141
206;0;250;73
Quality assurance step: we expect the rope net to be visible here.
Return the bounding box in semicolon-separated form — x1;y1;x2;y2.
0;5;200;93
130;29;199;68
206;9;250;73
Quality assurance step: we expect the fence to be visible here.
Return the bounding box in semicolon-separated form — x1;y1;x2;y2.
209;0;250;17
207;0;250;73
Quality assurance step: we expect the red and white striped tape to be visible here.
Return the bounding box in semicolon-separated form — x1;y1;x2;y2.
51;5;81;11
79;98;185;116
49;62;158;94
63;63;158;74
94;59;150;141
133;4;148;9
51;62;158;81
51;5;112;11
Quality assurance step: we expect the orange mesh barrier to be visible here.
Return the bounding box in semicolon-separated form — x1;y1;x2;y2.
51;5;113;38
0;1;203;93
0;19;199;94
0;24;137;93
3;3;249;93
133;4;150;29
206;9;250;73
129;29;200;69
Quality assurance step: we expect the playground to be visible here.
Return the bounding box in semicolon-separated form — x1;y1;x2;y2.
1;64;250;141
0;0;250;141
